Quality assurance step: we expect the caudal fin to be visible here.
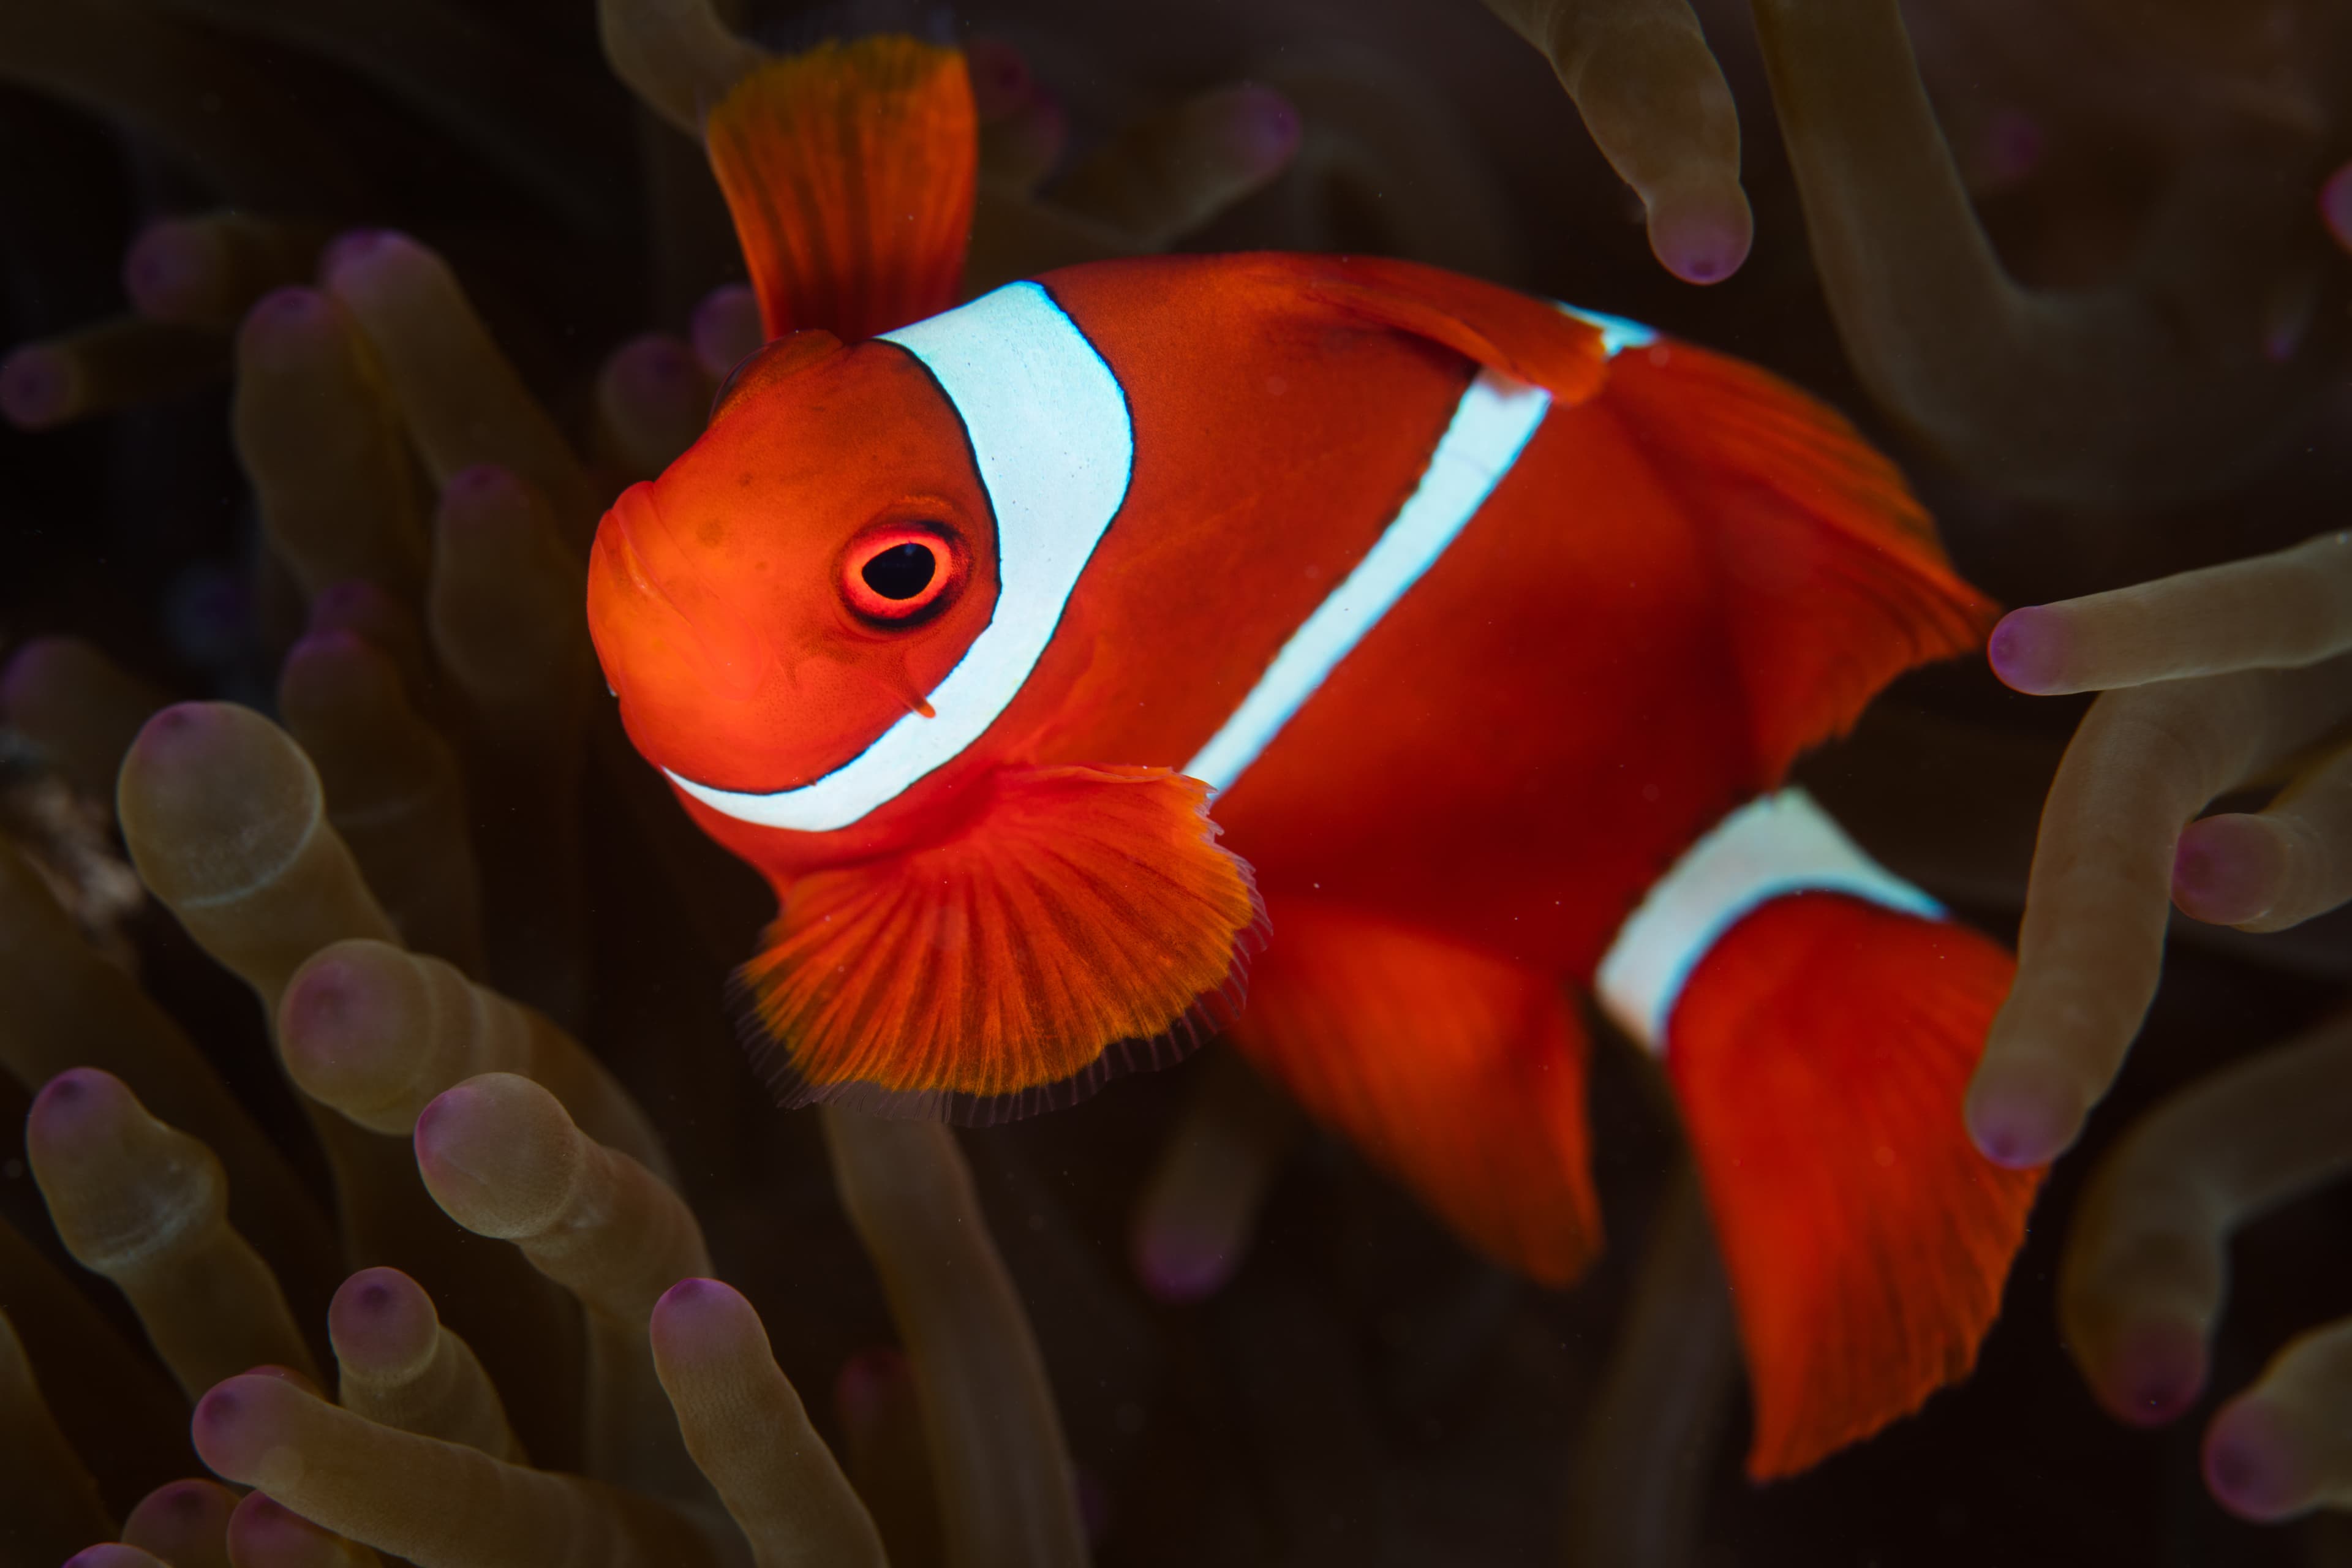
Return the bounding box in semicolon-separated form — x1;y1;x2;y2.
1662;891;2043;1478
703;36;976;341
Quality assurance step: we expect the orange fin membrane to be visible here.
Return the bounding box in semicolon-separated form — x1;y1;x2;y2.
736;765;1265;1124
1599;339;1999;778
1659;891;2043;1478
703;35;976;341
1224;900;1600;1286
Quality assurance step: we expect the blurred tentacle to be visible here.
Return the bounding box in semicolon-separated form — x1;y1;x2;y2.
67;1547;173;1568
0;838;339;1318
598;0;766;138
1966;660;2352;1166
1989;532;2352;696
823;1110;1088;1568
0;318;226;431
2061;1010;2352;1427
834;1348;943;1568
963;184;1128;299
2206;1317;2352;1521
121;1478;238;1568
968;39;1066;192
27;1068;319;1398
411;1073;704;1317
0;1215;195;1509
124;214;331;333
593;333;714;483
281;940;672;1181
1747;0;2343;506
688;285;763;380
232;287;430;605
650;1278;889;1567
0;1305;116;1561
426;466;594;1023
1481;0;1750;283
115;701;585;1469
0;636;169;797
2175;737;2352;935
1562;1161;1738;1567
330;1267;522;1461
225;1490;386;1567
1051;84;1300;250
306;581;433;700
193;1370;734;1566
1237;43;1529;282
1128;1050;1299;1303
413;1072;705;1494
116;702;396;1010
279;631;484;973
323;234;603;546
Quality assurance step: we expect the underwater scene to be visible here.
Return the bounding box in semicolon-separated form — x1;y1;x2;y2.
2;0;2350;1563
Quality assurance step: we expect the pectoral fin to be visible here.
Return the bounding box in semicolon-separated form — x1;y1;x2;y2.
739;764;1264;1123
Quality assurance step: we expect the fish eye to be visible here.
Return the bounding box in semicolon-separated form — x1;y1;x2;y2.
840;522;964;625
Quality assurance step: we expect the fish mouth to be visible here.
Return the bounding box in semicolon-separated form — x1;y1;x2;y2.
597;483;690;623
592;480;778;704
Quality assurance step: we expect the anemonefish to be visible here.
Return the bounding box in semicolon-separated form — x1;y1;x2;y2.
588;36;2044;1479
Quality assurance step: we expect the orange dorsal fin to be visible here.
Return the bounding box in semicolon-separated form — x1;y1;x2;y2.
1599;342;1998;778
1664;892;2044;1478
1285;254;1614;405
1223;899;1600;1286
738;764;1264;1122
704;36;976;341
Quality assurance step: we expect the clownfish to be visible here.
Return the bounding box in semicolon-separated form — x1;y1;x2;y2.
587;36;2043;1479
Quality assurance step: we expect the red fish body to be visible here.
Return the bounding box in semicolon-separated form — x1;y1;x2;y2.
590;37;2043;1482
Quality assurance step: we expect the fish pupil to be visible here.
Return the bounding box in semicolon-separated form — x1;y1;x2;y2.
862;542;937;601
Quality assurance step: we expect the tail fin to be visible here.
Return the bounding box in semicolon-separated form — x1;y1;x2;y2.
703;36;976;341
1660;891;2041;1477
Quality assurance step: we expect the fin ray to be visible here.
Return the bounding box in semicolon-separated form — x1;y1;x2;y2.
737;764;1263;1123
704;36;976;342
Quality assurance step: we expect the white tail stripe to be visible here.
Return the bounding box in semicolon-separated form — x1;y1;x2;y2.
1186;368;1553;791
667;281;1133;834
1596;789;1943;1054
1555;302;1657;357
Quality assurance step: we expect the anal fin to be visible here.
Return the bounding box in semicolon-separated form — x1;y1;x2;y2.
740;764;1263;1123
704;36;976;341
1664;891;2044;1477
1225;900;1600;1286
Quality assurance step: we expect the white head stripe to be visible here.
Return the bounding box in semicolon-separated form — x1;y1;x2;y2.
1596;789;1943;1053
667;282;1133;833
1185;368;1553;791
1554;302;1657;357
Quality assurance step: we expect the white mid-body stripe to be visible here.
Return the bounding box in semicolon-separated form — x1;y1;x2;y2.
673;287;1659;831
1596;789;1944;1052
1185;369;1553;791
668;281;1134;833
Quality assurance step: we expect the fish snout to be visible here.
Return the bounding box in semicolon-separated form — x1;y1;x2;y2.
590;481;779;704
